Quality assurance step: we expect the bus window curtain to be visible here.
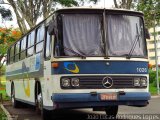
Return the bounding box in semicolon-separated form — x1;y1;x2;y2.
62;14;104;56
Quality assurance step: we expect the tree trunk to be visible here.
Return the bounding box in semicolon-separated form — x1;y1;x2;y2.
113;0;119;8
126;0;132;9
42;0;50;19
7;0;28;34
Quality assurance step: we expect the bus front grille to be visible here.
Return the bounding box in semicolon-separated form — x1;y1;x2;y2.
60;76;147;89
79;76;134;89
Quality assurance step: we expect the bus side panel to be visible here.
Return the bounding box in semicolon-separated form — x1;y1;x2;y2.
14;79;36;104
6;80;11;97
41;79;55;110
6;53;44;105
42;60;53;110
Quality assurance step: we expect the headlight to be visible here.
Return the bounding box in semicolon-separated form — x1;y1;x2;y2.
141;78;147;87
134;78;141;87
71;78;79;87
61;78;70;87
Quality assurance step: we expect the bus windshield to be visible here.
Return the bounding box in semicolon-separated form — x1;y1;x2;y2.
61;14;146;58
107;15;146;57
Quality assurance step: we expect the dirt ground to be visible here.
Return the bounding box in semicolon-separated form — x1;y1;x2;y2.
2;101;90;120
2;101;41;120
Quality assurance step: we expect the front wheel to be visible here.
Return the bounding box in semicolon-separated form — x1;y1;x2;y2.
35;88;52;120
105;105;118;118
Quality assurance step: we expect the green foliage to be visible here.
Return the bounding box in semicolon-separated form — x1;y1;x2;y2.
149;69;160;87
149;83;157;95
0;78;10;101
137;0;160;28
0;85;10;101
0;107;7;119
55;0;78;6
0;66;5;75
55;0;98;7
0;76;6;86
152;77;160;87
149;69;156;83
0;44;7;55
149;69;160;95
0;27;22;55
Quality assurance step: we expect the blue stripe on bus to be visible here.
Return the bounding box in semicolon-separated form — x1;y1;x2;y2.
52;61;148;74
6;53;41;77
6;69;23;76
6;61;148;76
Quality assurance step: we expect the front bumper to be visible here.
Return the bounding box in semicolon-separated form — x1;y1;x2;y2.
51;92;151;109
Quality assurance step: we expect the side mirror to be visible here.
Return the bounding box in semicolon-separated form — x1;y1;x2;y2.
48;20;55;35
48;18;57;36
145;28;150;39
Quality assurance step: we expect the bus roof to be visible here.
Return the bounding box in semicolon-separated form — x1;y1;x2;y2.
55;7;143;16
8;7;144;49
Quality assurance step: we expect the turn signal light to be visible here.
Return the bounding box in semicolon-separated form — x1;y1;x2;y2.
52;62;59;68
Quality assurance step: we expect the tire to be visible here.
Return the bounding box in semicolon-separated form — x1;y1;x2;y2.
105;105;118;119
35;85;52;120
35;92;42;114
11;84;20;108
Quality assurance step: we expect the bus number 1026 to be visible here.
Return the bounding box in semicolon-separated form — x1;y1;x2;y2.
137;68;147;73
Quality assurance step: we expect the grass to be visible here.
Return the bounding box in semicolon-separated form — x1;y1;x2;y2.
0;76;8;120
0;107;7;120
0;88;10;101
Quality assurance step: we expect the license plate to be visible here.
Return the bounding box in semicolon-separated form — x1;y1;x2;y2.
100;93;117;101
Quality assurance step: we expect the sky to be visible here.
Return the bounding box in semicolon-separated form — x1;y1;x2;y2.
0;0;114;28
95;0;114;8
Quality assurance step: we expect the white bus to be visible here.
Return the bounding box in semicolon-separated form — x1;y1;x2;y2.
6;8;150;120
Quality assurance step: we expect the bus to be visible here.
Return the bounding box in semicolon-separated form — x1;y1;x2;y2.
6;8;150;119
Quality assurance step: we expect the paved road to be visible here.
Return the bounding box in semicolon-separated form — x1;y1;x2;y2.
3;97;160;120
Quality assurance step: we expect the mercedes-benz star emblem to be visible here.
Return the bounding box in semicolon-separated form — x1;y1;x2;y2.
102;77;113;88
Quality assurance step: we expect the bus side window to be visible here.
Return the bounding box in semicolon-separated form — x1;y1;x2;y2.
27;31;35;57
44;27;51;60
10;45;15;64
20;37;27;60
35;26;44;53
15;41;20;62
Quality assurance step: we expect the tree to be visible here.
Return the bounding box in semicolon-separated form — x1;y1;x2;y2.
5;0;98;34
0;27;21;56
113;0;160;28
0;0;12;21
0;27;21;82
0;6;12;20
137;0;160;28
0;26;21;84
113;0;133;9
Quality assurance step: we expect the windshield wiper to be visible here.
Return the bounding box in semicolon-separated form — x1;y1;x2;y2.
63;46;86;59
126;24;141;59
